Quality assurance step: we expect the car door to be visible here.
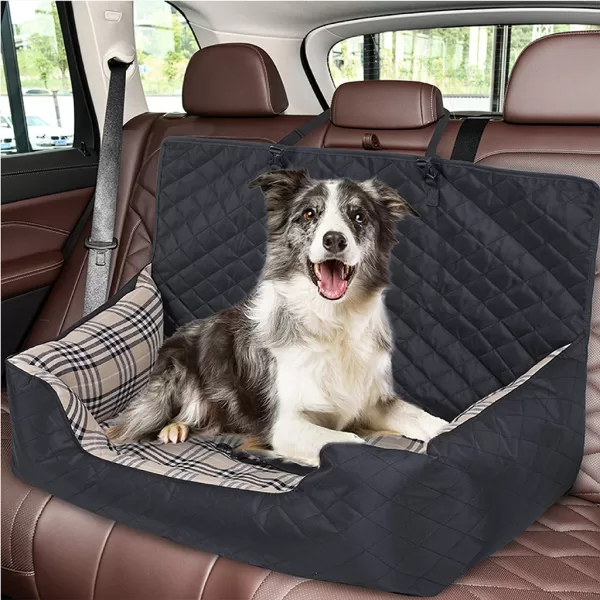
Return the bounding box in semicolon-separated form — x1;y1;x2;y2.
1;0;99;371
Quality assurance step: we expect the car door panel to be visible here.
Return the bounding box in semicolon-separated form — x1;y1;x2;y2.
1;1;98;368
1;186;94;263
2;252;65;300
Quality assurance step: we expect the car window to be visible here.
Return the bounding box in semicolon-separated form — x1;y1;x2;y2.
134;1;199;113
1;0;75;153
328;24;600;114
26;115;49;126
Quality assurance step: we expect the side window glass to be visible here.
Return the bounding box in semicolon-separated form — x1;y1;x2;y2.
1;0;74;154
329;24;600;114
134;1;199;113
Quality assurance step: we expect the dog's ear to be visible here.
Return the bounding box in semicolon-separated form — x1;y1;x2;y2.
249;169;311;200
365;179;419;220
249;169;311;234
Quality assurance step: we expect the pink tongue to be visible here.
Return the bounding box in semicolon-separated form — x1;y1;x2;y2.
318;261;347;299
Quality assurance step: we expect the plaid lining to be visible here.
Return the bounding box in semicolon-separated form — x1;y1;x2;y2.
8;266;572;493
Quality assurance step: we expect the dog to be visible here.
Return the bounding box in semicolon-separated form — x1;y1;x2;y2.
107;169;447;466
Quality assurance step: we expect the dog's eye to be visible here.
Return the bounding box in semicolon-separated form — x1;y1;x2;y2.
354;211;366;225
303;208;315;221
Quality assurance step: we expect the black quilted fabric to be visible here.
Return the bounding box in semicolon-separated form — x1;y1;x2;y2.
155;140;599;420
7;139;600;596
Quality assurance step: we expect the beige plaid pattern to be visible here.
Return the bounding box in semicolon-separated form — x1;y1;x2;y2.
9;266;573;492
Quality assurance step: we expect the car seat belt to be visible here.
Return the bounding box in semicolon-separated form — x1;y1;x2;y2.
83;59;129;316
277;109;331;146
450;117;490;162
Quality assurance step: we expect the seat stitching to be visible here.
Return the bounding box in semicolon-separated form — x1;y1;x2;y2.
488;554;598;596
57;250;88;335
2;261;63;284
280;580;314;600
250;570;277;599
198;554;221;600
430;85;434;122
8;489;32;570
114;216;142;290
29;494;52;600
1;566;35;575
2;221;70;236
91;521;116;600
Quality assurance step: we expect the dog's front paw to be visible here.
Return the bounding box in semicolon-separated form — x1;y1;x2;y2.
402;414;448;442
158;423;190;444
273;430;365;467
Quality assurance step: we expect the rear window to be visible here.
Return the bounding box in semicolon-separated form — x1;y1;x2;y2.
328;24;600;114
134;0;199;113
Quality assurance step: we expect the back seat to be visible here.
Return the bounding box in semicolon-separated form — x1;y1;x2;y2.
2;33;599;600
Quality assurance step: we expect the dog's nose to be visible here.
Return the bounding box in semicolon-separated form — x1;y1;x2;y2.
323;231;348;254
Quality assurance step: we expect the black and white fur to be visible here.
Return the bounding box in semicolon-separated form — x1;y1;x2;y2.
107;170;447;466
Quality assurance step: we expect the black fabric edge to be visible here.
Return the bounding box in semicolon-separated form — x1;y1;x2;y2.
6;343;588;596
6;359;451;596
156;136;600;191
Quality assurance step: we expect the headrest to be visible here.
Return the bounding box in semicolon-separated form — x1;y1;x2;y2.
504;31;600;124
331;81;444;129
182;43;288;117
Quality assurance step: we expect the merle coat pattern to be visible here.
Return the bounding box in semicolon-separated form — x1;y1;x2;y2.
107;170;447;465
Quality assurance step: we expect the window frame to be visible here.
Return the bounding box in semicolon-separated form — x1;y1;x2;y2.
302;7;600;114
0;0;99;158
1;0;99;205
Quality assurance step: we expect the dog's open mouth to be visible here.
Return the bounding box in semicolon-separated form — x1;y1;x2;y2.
309;260;355;300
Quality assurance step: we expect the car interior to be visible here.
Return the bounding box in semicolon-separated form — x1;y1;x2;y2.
1;1;599;599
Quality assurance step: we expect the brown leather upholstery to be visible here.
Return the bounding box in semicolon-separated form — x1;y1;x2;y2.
1;252;64;299
1;187;92;264
0;187;92;303
300;80;448;155
504;31;600;124
183;43;289;117
331;81;444;129
4;36;600;600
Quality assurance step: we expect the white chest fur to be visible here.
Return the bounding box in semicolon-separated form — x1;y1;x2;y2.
253;277;393;430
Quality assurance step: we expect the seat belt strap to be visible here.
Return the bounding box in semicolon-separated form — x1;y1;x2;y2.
450;118;490;162
277;109;331;146
425;109;451;159
83;59;129;316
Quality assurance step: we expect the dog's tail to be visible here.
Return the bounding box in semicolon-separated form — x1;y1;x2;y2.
106;360;182;444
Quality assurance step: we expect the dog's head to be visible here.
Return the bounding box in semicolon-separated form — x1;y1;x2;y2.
249;169;417;301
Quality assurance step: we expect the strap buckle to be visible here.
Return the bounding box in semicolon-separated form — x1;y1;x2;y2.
85;237;118;267
269;144;285;169
416;158;437;184
84;237;118;251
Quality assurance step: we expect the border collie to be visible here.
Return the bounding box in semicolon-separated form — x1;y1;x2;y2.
107;170;447;466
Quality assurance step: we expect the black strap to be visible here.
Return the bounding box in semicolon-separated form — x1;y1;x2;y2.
425;109;450;159
278;109;331;146
83;58;129;316
450;118;490;162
